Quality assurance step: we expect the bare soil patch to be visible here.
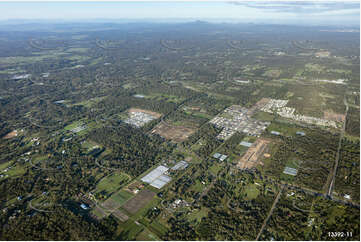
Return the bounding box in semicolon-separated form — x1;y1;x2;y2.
249;98;271;114
128;108;162;118
324;111;345;122
237;138;270;169
315;51;330;58
3;130;18;139
122;189;155;214
151;122;195;142
101;198;121;211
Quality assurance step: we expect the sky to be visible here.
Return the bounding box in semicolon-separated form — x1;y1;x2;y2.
0;1;359;26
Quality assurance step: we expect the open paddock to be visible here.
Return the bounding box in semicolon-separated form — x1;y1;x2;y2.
122;189;155;214
101;198;121;211
111;209;129;222
151;122;196;142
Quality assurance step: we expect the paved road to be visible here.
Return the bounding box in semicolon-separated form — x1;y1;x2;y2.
326;96;348;196
281;182;359;209
256;184;284;241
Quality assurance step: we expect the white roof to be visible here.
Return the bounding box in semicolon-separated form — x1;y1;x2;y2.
141;165;169;184
150;175;172;189
240;141;253;147
219;155;228;161
171;160;188;170
283;167;298;176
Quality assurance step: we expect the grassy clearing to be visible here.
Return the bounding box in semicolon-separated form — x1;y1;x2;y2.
144;93;185;103
149;220;168;237
96;173;131;196
243;183;260;200
0;161;12;170
263;69;282;78
267;122;303;137
188;207;209;224
209;163;222;175
132;197;160;220
208;92;236;102
68;96;105;108
5;164;26;177
66;48;89;53
120;219;144;240
190;180;206;193
110;190;134;207
253;111;274;122
136;227;160;241
64;120;84;131
81;140;100;151
66;55;90;62
0;53;66;65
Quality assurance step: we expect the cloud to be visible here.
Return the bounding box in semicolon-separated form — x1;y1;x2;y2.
227;1;360;15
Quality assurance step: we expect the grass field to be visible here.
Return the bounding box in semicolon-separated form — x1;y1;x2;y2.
188;207;209;224
136;228;160;241
5;164;26;177
190;180;206;193
110;190;134;207
243;183;260;200
148;220;168;237
69;96;105;108
0;160;12;170
96;172;131;197
81;140;98;150
64;120;84;131
267;121;306;137
144;93;185;104
120;219;144;240
209;163;222;175
253;111;275;122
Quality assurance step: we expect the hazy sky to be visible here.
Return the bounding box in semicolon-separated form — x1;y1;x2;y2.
0;1;359;26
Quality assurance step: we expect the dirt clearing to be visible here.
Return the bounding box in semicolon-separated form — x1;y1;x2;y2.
324;111;345;122
128;108;162;118
237;138;270;169
3;130;18;139
151;122;195;142
101;198;121;211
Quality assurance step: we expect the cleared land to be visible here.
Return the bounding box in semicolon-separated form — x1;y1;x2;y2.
101;190;133;211
101;198;121;211
3;130;18;139
95;172;130;196
122;189;155;214
237;138;270;169
111;209;129;222
324;111;345;122
128;108;162;119
151;122;195;142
